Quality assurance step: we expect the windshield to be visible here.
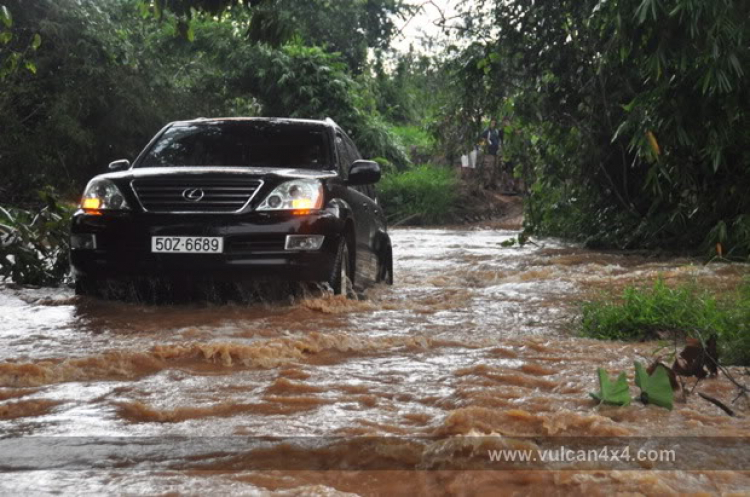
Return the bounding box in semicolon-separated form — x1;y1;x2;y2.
138;121;332;169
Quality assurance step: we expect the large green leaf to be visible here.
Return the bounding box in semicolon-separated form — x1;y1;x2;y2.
634;361;673;410
590;368;631;406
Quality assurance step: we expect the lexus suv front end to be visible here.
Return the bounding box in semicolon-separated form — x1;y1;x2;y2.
70;118;394;297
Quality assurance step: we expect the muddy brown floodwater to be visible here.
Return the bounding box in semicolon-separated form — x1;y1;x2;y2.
1;227;749;495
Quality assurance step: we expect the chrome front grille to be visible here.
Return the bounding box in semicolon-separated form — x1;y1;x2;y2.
131;176;263;213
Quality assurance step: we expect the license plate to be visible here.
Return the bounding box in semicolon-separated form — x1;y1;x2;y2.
151;236;224;254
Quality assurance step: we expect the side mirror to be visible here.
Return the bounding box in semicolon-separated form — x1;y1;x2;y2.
108;159;130;171
347;160;381;186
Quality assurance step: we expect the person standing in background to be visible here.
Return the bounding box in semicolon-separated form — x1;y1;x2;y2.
480;119;501;188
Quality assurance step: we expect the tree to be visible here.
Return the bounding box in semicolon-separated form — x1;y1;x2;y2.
0;0;209;202
450;0;750;256
139;0;408;72
0;0;410;204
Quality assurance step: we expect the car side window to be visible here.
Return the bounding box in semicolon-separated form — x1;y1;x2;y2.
344;136;361;162
341;138;359;194
338;132;364;196
335;134;350;179
349;143;377;201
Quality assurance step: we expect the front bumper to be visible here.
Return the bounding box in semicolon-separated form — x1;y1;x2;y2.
70;210;344;282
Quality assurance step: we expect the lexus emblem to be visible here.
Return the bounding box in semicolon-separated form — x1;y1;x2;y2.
182;188;205;202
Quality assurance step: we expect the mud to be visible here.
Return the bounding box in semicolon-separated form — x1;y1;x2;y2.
1;226;749;495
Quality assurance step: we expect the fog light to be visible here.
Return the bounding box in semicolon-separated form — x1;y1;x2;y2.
285;235;324;251
70;233;97;250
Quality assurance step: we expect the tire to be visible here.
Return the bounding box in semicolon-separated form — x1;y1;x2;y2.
328;237;353;297
378;247;394;285
74;275;98;297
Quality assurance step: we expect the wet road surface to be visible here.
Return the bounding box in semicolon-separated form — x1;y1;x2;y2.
1;227;749;495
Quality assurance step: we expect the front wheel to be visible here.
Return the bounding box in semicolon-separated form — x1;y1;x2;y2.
74;275;98;296
328;238;353;297
378;247;394;285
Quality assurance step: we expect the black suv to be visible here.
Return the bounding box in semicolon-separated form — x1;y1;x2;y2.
69;117;393;296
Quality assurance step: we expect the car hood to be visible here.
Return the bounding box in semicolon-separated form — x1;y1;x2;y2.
97;166;338;182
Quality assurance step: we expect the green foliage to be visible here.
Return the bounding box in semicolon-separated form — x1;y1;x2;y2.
0;3;42;80
277;0;405;73
590;368;631;406
372;50;440;122
431;42;499;167
245;2;295;48
140;0;405;72
0;190;75;286
391;125;435;160
0;5;10;27
581;278;750;365
634;362;674;410
144;0;249;18
453;0;750;256
378;165;458;224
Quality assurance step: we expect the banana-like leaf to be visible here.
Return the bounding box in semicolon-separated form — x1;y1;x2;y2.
590;368;631;406
635;361;674;410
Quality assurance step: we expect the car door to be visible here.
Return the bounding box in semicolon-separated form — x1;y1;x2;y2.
342;134;381;284
334;132;377;285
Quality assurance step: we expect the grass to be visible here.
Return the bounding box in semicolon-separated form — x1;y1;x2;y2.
581;277;750;365
378;164;458;225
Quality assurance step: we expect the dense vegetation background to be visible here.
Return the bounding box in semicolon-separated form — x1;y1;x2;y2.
1;0;749;275
466;0;750;258
0;0;417;203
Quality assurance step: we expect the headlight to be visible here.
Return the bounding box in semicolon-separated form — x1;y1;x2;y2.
257;179;323;212
80;178;130;213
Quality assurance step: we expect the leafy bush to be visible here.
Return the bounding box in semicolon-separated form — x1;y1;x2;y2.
390;125;435;159
378;165;458;225
354;115;410;170
581;278;750;365
0;190;74;286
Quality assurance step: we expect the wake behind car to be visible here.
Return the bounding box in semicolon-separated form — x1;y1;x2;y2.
69;117;393;297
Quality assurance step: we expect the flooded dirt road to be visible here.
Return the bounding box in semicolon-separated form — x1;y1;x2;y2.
1;226;749;495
